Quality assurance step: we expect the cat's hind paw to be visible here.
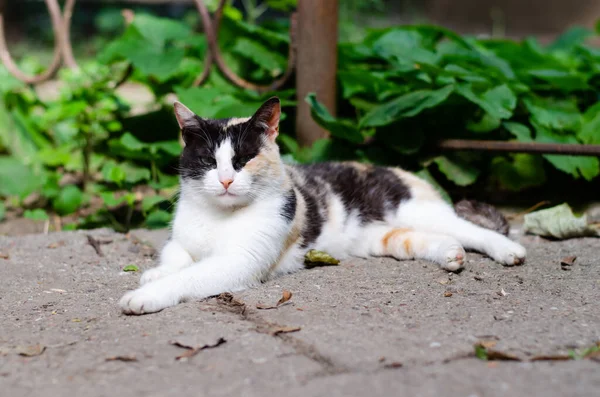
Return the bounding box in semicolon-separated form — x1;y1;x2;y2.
490;239;526;266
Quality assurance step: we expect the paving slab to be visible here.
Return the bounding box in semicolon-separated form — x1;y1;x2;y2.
0;228;599;397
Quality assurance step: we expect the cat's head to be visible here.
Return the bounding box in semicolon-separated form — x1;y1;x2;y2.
174;97;284;208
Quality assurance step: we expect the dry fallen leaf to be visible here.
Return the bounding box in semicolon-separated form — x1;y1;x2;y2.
0;252;10;260
216;293;246;315
105;355;138;362
444;291;453;297
257;290;293;310
383;362;403;369
478;340;498;349
530;355;572;362
304;250;340;267
560;256;577;266
585;350;600;362
270;326;301;336
16;344;46;357
47;241;65;249
474;343;521;361
170;337;227;361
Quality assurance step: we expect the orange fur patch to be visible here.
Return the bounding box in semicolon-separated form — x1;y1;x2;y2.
403;238;412;256
382;228;411;250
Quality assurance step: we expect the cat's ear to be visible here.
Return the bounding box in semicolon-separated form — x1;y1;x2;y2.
251;97;280;141
174;101;203;145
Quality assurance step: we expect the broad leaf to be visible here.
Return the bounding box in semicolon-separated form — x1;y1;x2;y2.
360;85;454;127
491;154;546;191
579;102;600;144
456;84;516;120
535;124;599;180
0;157;42;199
53;185;84;215
524;97;582;132
432;156;480;186
305;94;363;144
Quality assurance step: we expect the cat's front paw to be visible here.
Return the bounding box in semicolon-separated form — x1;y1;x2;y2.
140;267;173;286
119;286;177;315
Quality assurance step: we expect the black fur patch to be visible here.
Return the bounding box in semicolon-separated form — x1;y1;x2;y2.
293;182;326;248
454;199;509;236
293;163;411;223
179;117;264;180
280;190;297;222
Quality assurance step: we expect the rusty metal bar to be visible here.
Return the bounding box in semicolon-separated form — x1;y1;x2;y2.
0;0;65;83
295;0;338;147
191;0;296;93
437;139;600;156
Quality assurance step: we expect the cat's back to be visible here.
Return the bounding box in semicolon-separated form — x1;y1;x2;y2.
285;161;414;223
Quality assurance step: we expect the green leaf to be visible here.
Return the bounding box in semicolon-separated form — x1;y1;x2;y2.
101;162;126;185
534;125;599;180
475;344;488;361
131;14;191;47
456;84;516;120
467;113;501;133
491;154;546;191
504;122;532;142
122;264;140;272
305;93;363;144
100;192;127;207
142;195;166;212
23;209;49;221
0;157;42;199
150;141;181;157
548;27;592;51
0;201;5;221
145;210;172;229
432;156;480;186
372;29;439;66
524;97;582;132
231;38;286;75
360;85;454;127
579;102;600;144
53;185;83;215
121;162;151;184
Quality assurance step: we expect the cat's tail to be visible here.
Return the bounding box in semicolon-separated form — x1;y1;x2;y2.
453;199;509;236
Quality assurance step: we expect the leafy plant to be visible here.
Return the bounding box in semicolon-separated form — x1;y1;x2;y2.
1;5;600;232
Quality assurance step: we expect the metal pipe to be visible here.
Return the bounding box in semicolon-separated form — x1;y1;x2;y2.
437;139;600;156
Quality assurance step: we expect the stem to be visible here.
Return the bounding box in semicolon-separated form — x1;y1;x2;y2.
82;131;92;192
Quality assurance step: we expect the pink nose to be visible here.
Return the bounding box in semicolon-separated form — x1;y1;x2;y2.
220;179;233;189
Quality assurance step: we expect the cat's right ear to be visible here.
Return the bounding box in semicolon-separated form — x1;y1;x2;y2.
174;101;202;144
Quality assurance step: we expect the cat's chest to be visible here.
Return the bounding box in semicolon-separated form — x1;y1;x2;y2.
171;200;275;261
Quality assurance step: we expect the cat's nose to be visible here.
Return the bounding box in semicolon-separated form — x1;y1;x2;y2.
220;178;233;189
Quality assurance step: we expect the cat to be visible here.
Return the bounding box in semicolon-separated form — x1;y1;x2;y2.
119;97;526;315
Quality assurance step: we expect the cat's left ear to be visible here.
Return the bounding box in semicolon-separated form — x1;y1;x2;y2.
251;97;280;141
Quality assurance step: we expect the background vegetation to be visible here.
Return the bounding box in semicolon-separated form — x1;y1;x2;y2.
0;0;599;231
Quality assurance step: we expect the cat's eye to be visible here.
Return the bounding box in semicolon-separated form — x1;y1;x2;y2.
234;156;252;169
200;156;216;167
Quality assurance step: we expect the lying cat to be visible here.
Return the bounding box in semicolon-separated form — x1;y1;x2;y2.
120;97;526;315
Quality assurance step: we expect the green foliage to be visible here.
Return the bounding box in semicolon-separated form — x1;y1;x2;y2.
307;24;600;191
1;7;600;231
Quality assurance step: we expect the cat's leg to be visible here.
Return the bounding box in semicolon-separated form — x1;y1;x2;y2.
139;239;194;285
360;225;466;271
120;255;265;314
397;201;526;266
